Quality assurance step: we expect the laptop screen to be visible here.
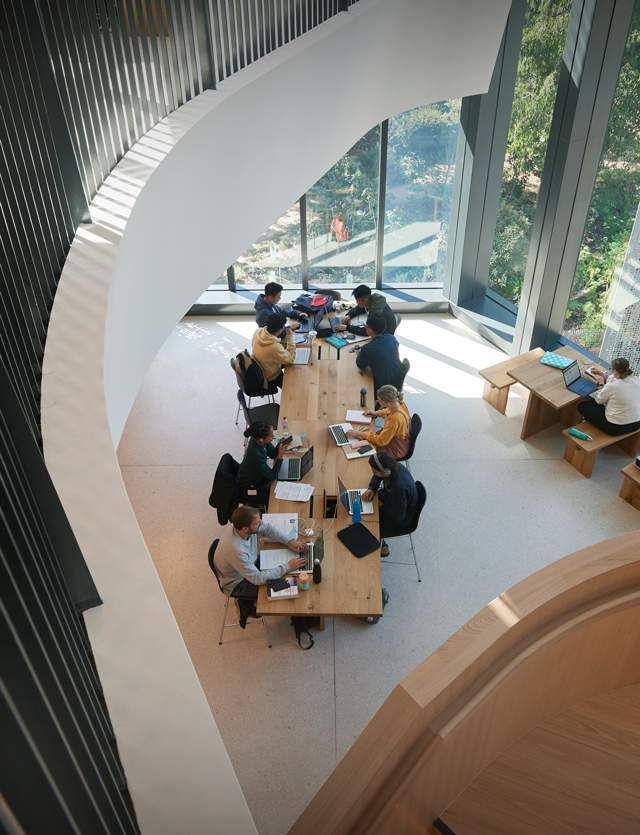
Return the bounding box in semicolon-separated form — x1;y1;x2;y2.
301;446;314;477
313;307;324;328
337;476;350;512
563;361;581;386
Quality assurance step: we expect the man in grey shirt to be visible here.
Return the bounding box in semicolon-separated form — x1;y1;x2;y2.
216;505;307;626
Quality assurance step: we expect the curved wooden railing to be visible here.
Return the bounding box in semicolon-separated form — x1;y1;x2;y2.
289;529;640;835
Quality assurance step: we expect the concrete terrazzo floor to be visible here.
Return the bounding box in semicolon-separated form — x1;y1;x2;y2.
117;313;640;835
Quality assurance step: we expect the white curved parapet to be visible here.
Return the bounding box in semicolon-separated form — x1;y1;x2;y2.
41;1;511;832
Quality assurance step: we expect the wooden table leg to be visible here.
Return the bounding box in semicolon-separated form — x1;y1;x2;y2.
318;616;325;631
564;438;598;478
482;381;509;415
521;392;562;440
620;476;640;510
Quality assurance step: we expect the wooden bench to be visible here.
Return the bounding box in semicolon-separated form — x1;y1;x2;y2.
562;422;640;478
478;347;545;415
619;461;640;510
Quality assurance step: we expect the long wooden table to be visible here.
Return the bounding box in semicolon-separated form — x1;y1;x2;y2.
507;346;593;440
256;342;383;619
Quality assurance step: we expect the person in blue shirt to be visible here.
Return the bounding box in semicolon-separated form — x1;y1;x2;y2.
355;313;405;398
254;281;308;329
361;451;419;557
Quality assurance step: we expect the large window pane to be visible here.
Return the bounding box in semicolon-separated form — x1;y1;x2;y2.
488;0;572;304
562;6;640;359
307;126;380;286
234;202;302;287
383;101;461;285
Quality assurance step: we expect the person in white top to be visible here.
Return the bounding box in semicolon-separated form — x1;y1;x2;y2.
578;357;640;435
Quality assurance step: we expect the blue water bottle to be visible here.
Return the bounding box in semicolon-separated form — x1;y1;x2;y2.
352;498;361;524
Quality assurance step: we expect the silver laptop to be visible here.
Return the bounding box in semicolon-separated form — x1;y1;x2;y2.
293;347;311;364
259;530;325;575
278;446;314;481
296;307;324;333
337;476;374;516
322;414;353;446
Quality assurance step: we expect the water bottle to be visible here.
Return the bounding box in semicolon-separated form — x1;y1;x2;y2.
352;499;361;524
281;416;288;434
360;387;367;408
313;558;322;584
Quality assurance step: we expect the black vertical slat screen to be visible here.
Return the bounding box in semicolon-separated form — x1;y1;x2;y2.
0;1;356;828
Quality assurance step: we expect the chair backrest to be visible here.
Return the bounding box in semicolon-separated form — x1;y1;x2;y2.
230;356;247;396
314;288;341;301
404;481;427;536
395;312;402;329
397;413;421;462
208;539;222;591
397;357;410;391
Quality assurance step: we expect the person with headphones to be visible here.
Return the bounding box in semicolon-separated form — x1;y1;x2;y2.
361;450;418;558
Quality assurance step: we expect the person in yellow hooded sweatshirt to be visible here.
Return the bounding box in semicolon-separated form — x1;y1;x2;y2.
251;312;296;387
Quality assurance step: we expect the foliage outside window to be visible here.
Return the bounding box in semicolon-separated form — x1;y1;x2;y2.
562;7;640;354
488;0;572;304
307;126;380;286
383;100;460;284
234;202;302;287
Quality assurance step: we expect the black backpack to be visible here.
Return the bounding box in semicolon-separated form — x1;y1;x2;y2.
290;616;320;649
234;350;269;398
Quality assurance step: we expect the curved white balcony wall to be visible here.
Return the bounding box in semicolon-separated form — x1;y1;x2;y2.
42;0;511;832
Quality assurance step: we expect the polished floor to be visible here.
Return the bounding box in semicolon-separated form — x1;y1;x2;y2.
117;313;640;835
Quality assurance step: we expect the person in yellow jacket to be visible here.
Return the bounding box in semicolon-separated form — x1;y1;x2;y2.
346;384;411;458
251;312;296;387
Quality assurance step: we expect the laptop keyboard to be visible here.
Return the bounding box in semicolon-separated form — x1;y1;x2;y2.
330;425;348;445
347;489;362;510
286;458;301;479
302;541;314;571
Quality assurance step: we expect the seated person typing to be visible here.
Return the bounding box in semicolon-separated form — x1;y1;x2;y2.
361;451;418;558
238;421;291;507
254;281;308;330
216;506;307;626
334;284;396;336
354;313;405;397
251;312;296;387
578;357;640;435
346;384;411;458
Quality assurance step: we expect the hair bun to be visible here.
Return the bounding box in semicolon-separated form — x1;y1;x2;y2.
243;428;252;438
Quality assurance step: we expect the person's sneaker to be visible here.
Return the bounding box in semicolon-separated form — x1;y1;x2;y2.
380;541;389;557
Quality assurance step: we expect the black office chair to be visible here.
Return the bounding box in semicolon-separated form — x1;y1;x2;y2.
230;357;278;425
382;481;426;582
396;413;422;472
236;390;279;434
397;358;410;392
208;540;272;647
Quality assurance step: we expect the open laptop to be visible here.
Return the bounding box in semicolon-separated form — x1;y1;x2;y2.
322;414;353;446
259;529;325;575
296;307;324;333
278;446;314;481
562;361;598;396
337;476;374;515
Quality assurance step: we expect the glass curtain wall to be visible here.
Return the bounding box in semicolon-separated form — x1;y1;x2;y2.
561;5;640;355
307;126;380;287
488;0;572;305
234;201;302;287
383;101;461;285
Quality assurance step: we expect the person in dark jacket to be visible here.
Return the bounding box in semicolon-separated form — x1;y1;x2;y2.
238;421;292;506
361;450;418;557
254;281;308;329
334;284;396;336
355;314;404;397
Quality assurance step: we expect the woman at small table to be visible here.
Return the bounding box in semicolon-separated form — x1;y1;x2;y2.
578;357;640;435
238;421;291;505
345;384;411;458
361;451;418;557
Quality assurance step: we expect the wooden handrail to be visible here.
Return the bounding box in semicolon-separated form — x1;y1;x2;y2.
289;530;640;835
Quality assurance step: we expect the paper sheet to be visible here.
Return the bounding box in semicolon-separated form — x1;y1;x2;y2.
274;481;314;502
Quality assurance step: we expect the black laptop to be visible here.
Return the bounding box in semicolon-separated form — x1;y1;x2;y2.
296;307;324;333
562;361;598;396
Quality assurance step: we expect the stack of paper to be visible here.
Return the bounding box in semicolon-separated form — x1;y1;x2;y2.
274;482;314;502
346;410;370;424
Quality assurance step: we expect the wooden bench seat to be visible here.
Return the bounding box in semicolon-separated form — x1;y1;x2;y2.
562;422;640;478
478;347;545;415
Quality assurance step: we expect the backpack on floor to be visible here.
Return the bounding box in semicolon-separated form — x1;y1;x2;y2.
290;616;320;650
360;588;389;624
234;350;269;398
